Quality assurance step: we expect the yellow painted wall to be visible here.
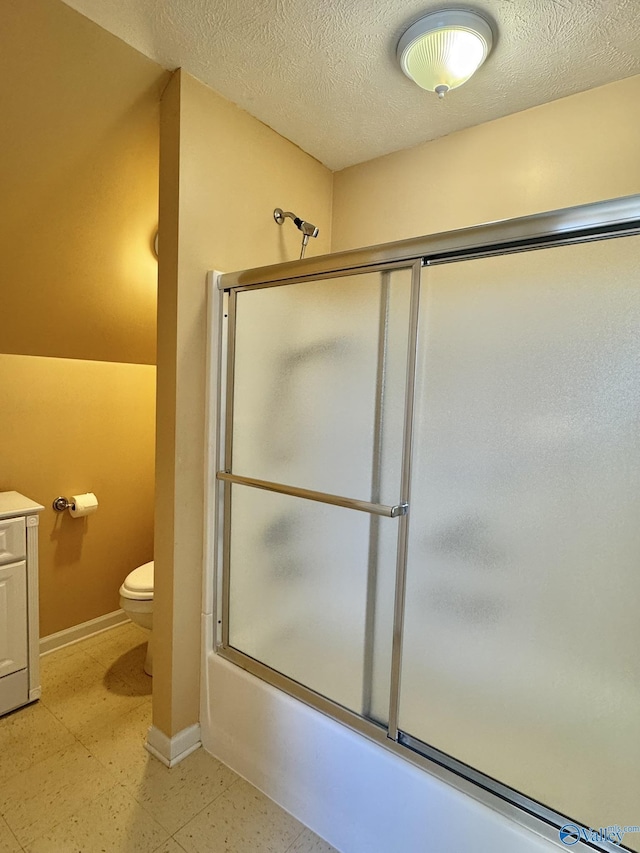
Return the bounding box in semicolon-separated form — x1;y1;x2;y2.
0;0;165;364
155;69;333;736
0;356;156;636
0;0;165;635
332;75;640;251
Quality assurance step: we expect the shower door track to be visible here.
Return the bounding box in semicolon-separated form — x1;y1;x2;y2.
217;193;640;291
211;193;640;853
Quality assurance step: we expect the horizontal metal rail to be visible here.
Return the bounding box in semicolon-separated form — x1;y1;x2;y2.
216;471;408;518
217;193;640;290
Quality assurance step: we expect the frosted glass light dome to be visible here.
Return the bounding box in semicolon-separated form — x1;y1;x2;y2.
397;10;494;98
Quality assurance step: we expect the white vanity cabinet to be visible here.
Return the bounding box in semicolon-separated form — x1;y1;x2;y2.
0;492;44;716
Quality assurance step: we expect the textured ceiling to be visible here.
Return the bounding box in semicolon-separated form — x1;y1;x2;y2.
60;0;640;170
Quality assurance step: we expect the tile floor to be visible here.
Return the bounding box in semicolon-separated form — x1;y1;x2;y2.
0;623;338;853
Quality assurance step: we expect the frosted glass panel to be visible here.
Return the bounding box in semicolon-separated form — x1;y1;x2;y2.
228;483;397;714
399;236;640;837
232;270;411;503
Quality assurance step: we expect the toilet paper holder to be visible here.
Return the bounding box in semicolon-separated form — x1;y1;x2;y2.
52;493;99;517
52;496;75;512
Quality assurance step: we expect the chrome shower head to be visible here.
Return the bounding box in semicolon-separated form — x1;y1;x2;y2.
274;208;319;259
274;208;319;239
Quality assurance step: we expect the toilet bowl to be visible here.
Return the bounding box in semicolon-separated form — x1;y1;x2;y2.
119;560;154;676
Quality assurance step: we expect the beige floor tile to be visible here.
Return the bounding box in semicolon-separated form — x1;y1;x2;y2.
287;828;339;853
0;701;76;783
39;643;94;688
80;623;152;696
80;622;147;657
79;697;151;757
83;708;238;833
125;747;239;835
41;643;125;699
83;705;237;833
152;840;189;853
6;628;328;853
40;646;148;738
95;641;152;696
26;784;169;853
0;816;21;853
39;645;111;706
0;740;117;847
175;778;304;853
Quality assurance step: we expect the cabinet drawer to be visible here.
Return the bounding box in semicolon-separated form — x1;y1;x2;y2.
0;560;28;679
0;517;26;565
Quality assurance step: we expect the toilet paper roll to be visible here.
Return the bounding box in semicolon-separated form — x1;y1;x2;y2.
69;492;99;518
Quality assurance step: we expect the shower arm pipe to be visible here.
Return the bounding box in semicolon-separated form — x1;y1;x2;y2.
274;208;319;259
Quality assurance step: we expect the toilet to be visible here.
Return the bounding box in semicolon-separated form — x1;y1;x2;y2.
119;560;154;676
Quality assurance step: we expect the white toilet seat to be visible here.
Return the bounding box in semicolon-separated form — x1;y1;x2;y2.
120;560;154;601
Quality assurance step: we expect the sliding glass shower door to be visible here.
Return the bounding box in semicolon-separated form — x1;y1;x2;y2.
215;197;640;850
223;265;416;718
397;235;640;838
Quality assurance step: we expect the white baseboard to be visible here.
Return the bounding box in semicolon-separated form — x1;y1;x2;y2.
146;723;202;768
40;609;130;655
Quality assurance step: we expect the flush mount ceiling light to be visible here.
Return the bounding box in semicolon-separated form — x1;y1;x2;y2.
397;9;494;99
